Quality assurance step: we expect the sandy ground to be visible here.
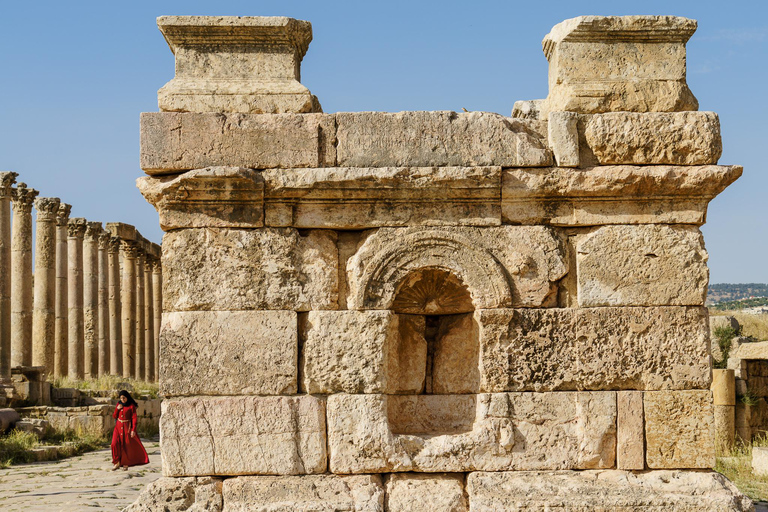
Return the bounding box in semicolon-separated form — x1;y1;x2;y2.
0;439;161;512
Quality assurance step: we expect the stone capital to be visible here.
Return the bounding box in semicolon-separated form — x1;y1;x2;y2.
0;171;18;198
56;203;72;226
107;236;121;254
84;221;103;241
120;240;139;259
156;16;320;114
12;183;39;214
152;259;162;273
98;232;111;249
34;197;61;222
67;217;87;239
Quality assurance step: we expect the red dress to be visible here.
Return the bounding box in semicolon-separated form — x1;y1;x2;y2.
111;403;149;466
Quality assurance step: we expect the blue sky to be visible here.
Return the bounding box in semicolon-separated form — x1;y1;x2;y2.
0;1;765;283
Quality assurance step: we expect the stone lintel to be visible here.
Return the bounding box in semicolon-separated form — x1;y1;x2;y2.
106;222;137;242
137;167;264;231
501;165;741;226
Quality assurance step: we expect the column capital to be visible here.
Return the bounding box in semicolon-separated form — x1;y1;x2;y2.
98;232;111;250
108;236;121;254
151;258;163;273
12;183;39;214
34;197;61;222
67;217;87;239
0;172;18;198
121;240;139;259
84;221;103;241
55;203;72;226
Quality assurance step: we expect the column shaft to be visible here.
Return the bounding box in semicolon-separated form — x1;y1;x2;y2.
135;252;145;381
120;241;137;379
97;232;110;376
53;204;71;378
108;238;122;376
11;183;38;367
144;258;154;382
31;197;60;373
152;261;162;383
0;172;17;379
83;222;101;379
67;218;86;379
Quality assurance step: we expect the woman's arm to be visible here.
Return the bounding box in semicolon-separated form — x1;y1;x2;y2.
112;404;120;419
130;405;138;433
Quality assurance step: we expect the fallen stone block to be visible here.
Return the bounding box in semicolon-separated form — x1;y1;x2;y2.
161;310;297;397
161;396;327;477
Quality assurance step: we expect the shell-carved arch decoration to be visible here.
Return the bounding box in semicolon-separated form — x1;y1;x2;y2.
346;226;568;311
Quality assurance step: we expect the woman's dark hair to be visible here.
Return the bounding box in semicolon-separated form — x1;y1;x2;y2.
118;390;138;408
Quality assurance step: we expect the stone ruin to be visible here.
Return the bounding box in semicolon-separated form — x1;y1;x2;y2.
129;14;753;511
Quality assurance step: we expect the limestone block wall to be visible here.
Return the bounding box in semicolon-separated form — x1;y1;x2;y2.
130;14;751;511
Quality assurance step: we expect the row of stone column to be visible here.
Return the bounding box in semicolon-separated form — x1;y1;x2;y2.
0;171;162;383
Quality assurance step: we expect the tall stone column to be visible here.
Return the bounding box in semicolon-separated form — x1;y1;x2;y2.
135;250;146;381
53;204;71;378
152;259;162;383
11;183;39;367
144;257;154;382
83;222;101;379
108;237;122;376
97;232;110;376
31;197;61;373
120;240;137;379
67;218;86;379
0;172;18;380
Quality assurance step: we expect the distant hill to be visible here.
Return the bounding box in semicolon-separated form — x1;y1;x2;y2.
708;283;768;305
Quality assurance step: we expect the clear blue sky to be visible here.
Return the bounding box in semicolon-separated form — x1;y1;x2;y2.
0;1;765;283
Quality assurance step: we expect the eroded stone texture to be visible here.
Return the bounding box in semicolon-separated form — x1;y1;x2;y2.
466;470;752;511
576;225;708;306
222;475;385;512
124;476;224;512
140;113;336;174
501;165;741;226
386;473;467;512
161;311;297;396
335;111;553;168
263;166;501;228
137;167;264;230
327;392;616;473
543;16;699;113
161;396;327;477
302;310;397;394
157;16;318;115
477;307;709;392
346;226;567;311
548;111;580;167
644;390;715;469
582;112;721;165
617;391;645;470
162;228;338;312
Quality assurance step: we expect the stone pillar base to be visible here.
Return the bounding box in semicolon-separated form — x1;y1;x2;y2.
126;470;752;512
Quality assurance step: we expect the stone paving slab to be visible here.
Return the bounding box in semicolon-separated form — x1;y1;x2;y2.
0;439;161;511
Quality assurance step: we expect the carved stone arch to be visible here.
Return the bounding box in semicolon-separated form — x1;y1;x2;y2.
346;228;513;311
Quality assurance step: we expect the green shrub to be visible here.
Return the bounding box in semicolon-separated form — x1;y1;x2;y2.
713;325;738;369
0;429;39;468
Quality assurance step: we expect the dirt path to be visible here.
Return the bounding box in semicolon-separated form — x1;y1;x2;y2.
0;439;161;511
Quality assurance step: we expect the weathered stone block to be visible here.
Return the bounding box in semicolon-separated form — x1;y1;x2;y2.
644;390;715;469
501;165;742;226
156;16;318;115
582;112;721;165
466;470;752;511
124;476;224;512
302;310;397;394
162;228;338;312
548;111;579;167
735;341;768;360
222;475;385;512
576;225;708;306
335;111;553;168
263;166;501;228
327;392;616;473
477;307;709;392
161;396;327;477
137;167;264;230
617;391;645;470
543;16;699;113
386;473;467;512
346;226;567;311
140;113;336;174
161;311;297;397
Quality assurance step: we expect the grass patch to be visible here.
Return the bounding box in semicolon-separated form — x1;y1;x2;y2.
0;428;109;469
51;375;159;399
710;311;768;341
0;429;39;467
716;435;768;501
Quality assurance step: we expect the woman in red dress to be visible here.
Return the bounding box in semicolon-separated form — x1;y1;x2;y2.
111;390;149;471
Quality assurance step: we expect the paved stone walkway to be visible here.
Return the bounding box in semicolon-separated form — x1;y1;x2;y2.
0;439;161;511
